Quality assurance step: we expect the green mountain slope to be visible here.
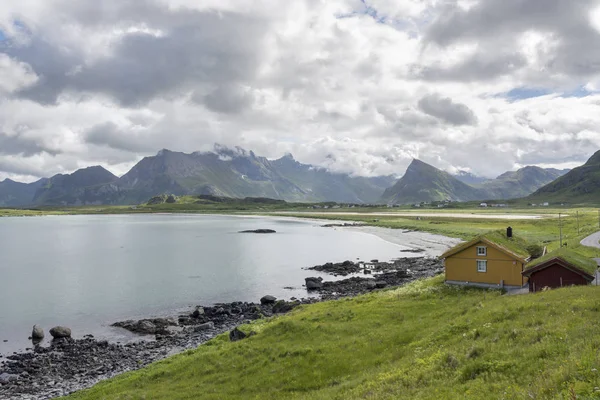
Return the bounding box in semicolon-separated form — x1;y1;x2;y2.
381;159;487;204
477;166;567;199
527;150;600;204
111;148;307;204
382;160;569;205
32;166;118;206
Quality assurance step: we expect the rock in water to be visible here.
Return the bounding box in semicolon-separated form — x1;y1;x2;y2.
229;327;247;342
49;326;71;339
136;320;157;334
31;325;44;340
260;295;277;305
305;277;323;290
239;229;276;234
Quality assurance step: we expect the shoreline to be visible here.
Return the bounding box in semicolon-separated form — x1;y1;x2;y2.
0;223;459;400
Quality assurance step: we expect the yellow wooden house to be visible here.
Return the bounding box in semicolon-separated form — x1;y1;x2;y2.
441;229;531;288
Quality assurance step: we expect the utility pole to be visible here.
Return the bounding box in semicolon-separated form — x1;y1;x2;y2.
559;213;563;248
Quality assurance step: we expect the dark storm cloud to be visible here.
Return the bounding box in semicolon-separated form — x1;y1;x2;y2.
85;122;155;152
420;0;600;81
4;2;268;107
198;84;255;114
414;51;527;82
0;159;45;177
0;132;60;156
417;94;477;126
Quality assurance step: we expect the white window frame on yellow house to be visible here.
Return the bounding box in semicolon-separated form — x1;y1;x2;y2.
476;246;487;256
477;259;487;272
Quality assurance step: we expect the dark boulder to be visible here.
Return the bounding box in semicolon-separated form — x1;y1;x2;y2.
272;300;296;314
229;328;247;342
305;277;323;290
112;317;177;335
31;325;44;341
49;326;71;339
375;281;387;289
260;295;277;305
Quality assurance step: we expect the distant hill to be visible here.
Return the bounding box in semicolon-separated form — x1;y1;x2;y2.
0;178;47;207
527;150;600;204
380;159;487;204
32;166;118;206
476;166;568;199
381;160;569;205
0;146;396;206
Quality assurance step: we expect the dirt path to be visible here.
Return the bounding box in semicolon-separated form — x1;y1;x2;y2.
580;232;600;283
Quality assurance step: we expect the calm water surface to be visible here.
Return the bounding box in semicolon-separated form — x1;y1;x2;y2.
0;214;409;356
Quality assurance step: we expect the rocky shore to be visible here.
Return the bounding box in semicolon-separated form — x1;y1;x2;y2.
0;257;442;400
306;257;443;299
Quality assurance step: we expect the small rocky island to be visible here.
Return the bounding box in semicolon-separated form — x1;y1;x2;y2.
0;256;442;399
239;229;277;234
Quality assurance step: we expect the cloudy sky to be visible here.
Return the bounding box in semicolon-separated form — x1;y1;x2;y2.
1;0;600;182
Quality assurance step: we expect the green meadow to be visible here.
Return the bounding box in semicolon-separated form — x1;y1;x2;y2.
67;276;600;400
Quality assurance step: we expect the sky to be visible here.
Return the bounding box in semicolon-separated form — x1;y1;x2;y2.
1;0;600;182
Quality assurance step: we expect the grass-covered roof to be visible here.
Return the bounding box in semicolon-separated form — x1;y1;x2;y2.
479;230;531;259
440;229;532;260
525;248;598;276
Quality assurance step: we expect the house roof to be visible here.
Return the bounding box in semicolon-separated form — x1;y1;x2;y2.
440;230;531;262
524;248;598;277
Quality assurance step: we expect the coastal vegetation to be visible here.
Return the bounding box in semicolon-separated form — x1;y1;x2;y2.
67;275;600;399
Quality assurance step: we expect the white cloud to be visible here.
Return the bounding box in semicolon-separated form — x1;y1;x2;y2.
1;0;600;182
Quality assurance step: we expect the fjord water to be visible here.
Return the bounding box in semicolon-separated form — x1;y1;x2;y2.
0;214;408;356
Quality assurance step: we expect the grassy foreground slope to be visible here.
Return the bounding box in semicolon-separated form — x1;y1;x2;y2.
68;276;600;400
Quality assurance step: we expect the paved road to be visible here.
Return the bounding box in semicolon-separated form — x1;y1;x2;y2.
581;231;600;250
580;231;600;284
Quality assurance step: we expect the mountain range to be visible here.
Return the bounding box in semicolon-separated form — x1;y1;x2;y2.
2;145;594;207
381;160;569;205
0;146;397;206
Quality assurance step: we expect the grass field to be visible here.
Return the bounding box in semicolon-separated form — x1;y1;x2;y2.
275;208;600;259
67;276;600;400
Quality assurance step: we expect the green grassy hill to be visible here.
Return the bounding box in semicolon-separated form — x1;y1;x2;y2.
380;159;487;204
477;166;567;199
528;150;600;205
68;276;600;400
